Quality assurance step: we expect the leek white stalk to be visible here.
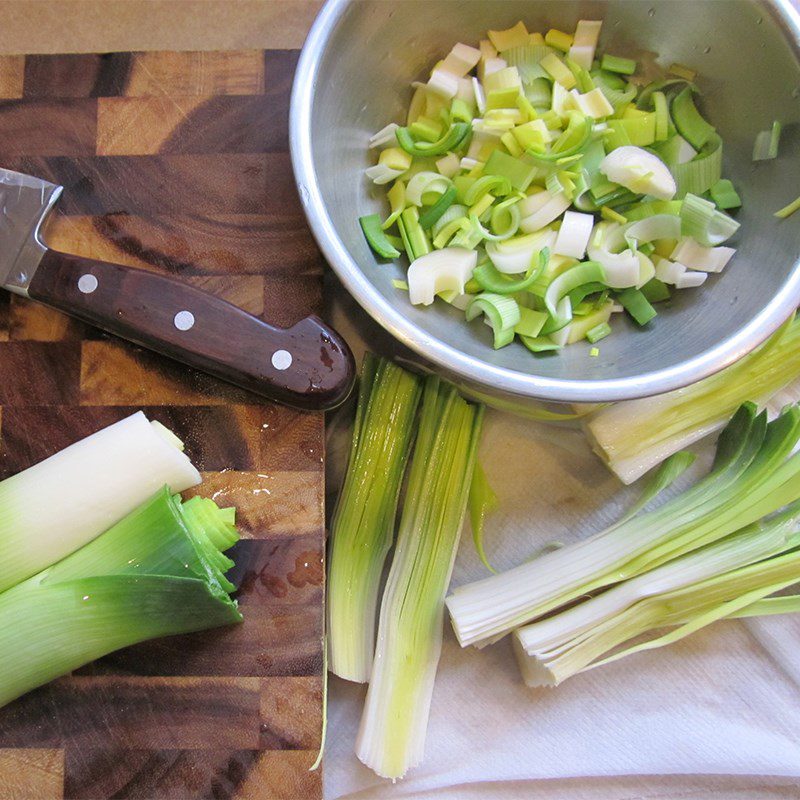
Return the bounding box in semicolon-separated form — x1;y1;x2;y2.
327;355;422;683
0;412;200;593
515;513;796;685
356;377;483;779
586;316;800;483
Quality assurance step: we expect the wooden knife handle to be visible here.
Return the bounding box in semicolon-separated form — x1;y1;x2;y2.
28;249;355;410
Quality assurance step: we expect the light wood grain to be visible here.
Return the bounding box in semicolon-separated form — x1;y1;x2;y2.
0;2;322;54
0;750;64;800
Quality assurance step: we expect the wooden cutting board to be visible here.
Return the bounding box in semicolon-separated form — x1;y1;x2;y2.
0;49;324;800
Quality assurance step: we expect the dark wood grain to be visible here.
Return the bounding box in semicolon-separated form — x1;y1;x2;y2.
30;250;353;409
0;154;298;216
0;47;325;799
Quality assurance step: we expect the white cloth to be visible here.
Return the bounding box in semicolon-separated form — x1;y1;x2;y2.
323;284;800;799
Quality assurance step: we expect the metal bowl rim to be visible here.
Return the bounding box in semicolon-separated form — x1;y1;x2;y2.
290;0;800;403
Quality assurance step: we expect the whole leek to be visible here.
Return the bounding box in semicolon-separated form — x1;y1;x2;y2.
0;488;241;709
327;355;422;682
0;412;200;592
356;376;483;779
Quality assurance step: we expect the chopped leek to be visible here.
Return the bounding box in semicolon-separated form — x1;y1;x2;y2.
616;286;656;325
466;293;521;348
0;486;241;709
671;87;715;149
408;248;477;306
327;356;421;683
753;120;782;161
775;195;800;219
360;214;401;258
710;179;742;210
356;376;483;779
0;412;200;594
600;54;636;75
363;17;739;357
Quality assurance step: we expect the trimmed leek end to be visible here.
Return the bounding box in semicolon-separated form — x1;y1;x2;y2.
356;376;483;779
587;317;800;483
0;412;200;595
328;355;422;684
0;487;241;709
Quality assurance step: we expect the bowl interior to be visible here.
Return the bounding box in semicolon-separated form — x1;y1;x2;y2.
296;0;800;401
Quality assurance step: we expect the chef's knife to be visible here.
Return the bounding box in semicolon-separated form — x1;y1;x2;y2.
0;168;355;410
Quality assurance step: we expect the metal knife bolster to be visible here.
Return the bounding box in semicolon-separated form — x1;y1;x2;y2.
0;168;63;297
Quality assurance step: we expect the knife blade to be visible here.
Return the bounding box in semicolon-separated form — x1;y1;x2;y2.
0;167;354;411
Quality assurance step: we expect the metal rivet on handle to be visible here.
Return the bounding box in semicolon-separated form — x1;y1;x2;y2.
271;349;293;370
174;310;195;331
78;274;98;294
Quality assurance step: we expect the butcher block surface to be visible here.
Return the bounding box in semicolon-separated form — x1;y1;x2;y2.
0;48;324;799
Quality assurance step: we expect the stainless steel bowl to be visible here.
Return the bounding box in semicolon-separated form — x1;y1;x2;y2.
291;0;800;408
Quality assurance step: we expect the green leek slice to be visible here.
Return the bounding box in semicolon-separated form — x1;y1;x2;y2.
360;214;402;258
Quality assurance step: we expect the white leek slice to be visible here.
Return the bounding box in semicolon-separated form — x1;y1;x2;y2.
568;20;602;69
407;248;478;306
671;238;736;273
369;123;400;149
551;81;577;117
426;68;459;99
624;214;682;246
675;270;708;289
440;43;482;77
600;146;677;200
0;412;201;593
405;171;452;206
587;222;640;288
636;252;656;287
459;156;481;171
478;57;508;82
486;230;556;274
570;87;614;119
519;191;571;233
654;256;687;285
435;153;461;178
553;210;594;259
455;77;475;105
472;77;486;115
365;164;405;185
